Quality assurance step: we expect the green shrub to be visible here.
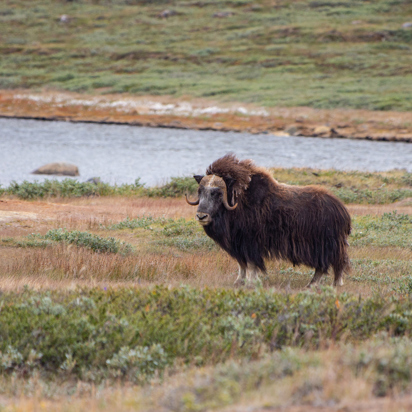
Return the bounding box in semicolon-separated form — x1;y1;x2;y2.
2;172;411;204
44;229;133;254
351;212;412;248
3;179;144;199
106;344;168;382
331;187;412;205
161;218;198;237
146;177;198;198
401;172;412;187
347;336;412;396
107;216;169;230
6;179;104;199
158;234;216;251
1;286;412;382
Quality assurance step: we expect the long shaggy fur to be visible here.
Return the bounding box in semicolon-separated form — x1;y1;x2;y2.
203;154;351;278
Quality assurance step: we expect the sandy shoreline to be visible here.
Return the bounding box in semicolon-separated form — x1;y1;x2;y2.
1;90;411;142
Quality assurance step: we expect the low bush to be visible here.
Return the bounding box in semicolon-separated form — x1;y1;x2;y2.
2;170;411;203
331;187;412;205
351;212;412;248
44;229;133;254
3;179;143;199
145;177;198;198
158;234;216;251
2;286;412;383
106;216;162;230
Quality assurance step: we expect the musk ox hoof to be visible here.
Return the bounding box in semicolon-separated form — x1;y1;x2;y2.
305;282;320;289
245;282;257;290
233;278;245;288
246;278;263;289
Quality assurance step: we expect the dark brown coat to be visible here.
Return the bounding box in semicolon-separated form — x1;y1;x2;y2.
188;154;351;286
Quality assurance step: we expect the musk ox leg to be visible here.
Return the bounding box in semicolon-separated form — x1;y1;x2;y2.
333;253;350;287
334;275;344;287
306;269;325;288
246;264;261;282
234;264;247;287
244;264;262;288
333;265;345;287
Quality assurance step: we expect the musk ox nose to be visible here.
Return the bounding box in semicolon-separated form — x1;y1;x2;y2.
196;212;209;221
195;212;211;226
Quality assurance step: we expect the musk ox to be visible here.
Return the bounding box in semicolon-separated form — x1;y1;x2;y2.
186;154;351;287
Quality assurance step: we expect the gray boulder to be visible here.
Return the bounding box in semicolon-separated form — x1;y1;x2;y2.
32;162;79;176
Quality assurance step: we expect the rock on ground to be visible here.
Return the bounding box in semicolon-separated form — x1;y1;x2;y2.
32;162;79;176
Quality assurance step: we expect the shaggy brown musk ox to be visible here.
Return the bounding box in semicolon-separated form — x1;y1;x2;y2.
186;154;351;287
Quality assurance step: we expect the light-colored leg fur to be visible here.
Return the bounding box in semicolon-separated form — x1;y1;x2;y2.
306;269;325;288
234;264;246;287
246;264;261;283
245;264;262;288
234;264;262;287
333;270;344;287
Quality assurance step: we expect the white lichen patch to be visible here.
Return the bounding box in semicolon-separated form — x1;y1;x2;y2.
12;93;270;118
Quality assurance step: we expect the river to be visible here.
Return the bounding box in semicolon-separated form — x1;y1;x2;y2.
1;118;411;187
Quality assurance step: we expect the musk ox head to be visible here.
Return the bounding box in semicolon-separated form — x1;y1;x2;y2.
186;174;237;226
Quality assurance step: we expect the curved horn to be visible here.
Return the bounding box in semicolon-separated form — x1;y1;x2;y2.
222;185;238;211
185;193;199;206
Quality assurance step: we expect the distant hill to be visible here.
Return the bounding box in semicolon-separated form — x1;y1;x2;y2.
1;0;411;110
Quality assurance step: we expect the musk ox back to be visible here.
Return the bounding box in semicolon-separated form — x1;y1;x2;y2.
186;154;351;287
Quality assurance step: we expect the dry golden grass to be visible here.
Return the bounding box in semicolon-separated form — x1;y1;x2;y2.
1;196;411;296
0;237;410;296
2;196;411;225
0;244;237;291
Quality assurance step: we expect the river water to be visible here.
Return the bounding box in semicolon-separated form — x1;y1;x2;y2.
0;118;411;187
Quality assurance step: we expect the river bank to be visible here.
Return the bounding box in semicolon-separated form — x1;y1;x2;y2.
1;90;411;142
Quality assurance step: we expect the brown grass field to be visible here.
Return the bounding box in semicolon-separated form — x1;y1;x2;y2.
0;196;411;294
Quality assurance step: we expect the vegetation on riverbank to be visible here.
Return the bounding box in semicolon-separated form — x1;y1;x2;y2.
1;167;412;203
1;0;412;111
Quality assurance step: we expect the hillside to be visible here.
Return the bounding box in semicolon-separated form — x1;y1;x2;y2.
1;0;411;111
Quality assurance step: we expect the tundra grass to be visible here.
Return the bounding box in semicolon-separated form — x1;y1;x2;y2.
0;212;410;296
1;0;412;110
4;212;410;252
1;168;412;203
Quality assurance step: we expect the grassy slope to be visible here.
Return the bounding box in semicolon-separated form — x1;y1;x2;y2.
1;0;412;110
